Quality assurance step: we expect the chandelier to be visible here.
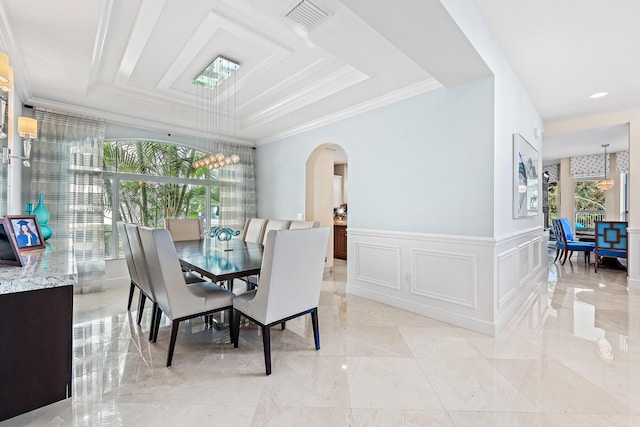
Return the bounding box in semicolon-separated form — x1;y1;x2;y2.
193;152;239;170
596;143;614;191
192;55;240;170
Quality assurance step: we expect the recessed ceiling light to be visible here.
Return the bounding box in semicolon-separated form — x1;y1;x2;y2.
590;92;608;99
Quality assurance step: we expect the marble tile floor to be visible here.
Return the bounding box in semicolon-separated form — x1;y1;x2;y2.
3;256;640;426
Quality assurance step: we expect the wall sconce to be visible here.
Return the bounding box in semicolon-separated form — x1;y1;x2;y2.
0;52;11;85
2;116;37;167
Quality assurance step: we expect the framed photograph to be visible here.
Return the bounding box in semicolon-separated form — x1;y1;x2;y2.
513;133;540;218
6;215;45;251
0;218;24;266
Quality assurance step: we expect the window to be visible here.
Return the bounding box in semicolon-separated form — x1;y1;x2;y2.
574;179;605;233
102;140;219;258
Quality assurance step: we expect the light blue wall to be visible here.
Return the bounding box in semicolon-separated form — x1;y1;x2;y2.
255;78;495;237
441;0;544;236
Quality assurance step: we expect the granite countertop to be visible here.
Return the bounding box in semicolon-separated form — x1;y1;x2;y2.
0;239;77;295
334;220;347;226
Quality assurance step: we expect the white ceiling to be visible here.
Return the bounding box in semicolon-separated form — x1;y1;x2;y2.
0;0;636;160
472;0;638;161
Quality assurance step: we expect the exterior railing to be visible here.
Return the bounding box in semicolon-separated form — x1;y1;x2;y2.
575;210;605;230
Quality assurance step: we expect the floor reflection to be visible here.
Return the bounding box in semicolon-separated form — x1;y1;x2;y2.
4;257;640;426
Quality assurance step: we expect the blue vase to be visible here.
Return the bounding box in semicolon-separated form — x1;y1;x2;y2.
33;193;53;240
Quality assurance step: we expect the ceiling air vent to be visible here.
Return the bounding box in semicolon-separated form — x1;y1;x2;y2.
285;0;331;31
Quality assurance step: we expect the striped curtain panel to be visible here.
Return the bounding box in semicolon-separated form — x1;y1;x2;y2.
219;143;256;232
31;109;106;290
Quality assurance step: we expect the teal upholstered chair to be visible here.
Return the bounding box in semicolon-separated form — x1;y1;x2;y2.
594;221;628;272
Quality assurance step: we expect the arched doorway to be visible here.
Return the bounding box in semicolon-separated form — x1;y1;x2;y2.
305;143;348;269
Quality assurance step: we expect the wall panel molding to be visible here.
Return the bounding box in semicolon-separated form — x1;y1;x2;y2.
346;227;547;336
354;242;401;290
410;249;477;308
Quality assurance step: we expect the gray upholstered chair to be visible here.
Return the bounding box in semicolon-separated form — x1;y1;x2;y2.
125;223;161;336
287;220;319;229
231;227;329;375
164;218;204;242
260;219;290;244
242;219;291;290
240;218;267;244
138;226;235;367
127;223;217;340
117;221;140;312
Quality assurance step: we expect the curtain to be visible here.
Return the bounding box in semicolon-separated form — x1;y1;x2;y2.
570;153;609;178
616;150;629;174
32;109;106;290
543;163;559;183
219;143;256;232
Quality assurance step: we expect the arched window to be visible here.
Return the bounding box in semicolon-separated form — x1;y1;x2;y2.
102;139;219;258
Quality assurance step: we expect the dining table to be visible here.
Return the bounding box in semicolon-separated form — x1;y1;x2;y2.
173;237;263;292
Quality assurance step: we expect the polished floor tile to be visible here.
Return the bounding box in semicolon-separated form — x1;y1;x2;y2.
3;256;640;426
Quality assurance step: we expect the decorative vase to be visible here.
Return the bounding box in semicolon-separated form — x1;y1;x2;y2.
33;193;53;240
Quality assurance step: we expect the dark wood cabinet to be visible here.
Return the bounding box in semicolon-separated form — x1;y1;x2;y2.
0;285;73;421
334;224;347;260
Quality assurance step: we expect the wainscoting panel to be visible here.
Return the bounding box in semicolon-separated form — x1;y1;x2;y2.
517;242;532;286
627;228;640;289
353;242;401;290
346;227;547;336
497;247;518;309
411;249;477;309
532;236;542;271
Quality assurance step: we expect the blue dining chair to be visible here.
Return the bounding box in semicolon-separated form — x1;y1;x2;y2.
552;218;594;265
594;221;628;273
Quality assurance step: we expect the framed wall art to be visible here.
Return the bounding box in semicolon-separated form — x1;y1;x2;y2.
513;133;539;218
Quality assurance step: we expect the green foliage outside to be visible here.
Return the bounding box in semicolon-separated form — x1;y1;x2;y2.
547;180;605;230
574;180;605;211
103;140;219;228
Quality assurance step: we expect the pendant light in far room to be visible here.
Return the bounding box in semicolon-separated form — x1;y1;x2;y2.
596;143;614;191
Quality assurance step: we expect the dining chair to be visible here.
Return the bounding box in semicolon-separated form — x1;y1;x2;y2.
164;218;204;242
594;221;628;273
124;223;158;329
231;227;329;375
128;222;223;339
240;218;267;244
287;220;319;229
138;226;235;367
242;219;291;290
260;219;290;244
552;218;594;265
117;221;140;312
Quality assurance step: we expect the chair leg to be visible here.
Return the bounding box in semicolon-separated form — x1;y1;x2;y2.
232;309;241;348
153;306;162;342
554;246;561;263
311;308;320;350
137;293;147;325
127;282;136;310
166;319;180;367
148;302;158;341
562;249;571;265
262;325;272;375
227;308;235;345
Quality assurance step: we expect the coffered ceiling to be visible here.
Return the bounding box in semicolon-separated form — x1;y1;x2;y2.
0;0;637;159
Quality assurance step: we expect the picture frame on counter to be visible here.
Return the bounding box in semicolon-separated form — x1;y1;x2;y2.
0;218;24;266
6;215;45;251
